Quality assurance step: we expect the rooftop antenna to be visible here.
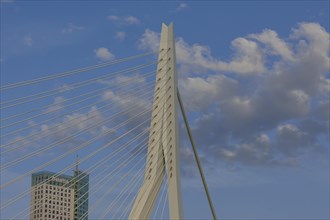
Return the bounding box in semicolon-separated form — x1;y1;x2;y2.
75;154;79;173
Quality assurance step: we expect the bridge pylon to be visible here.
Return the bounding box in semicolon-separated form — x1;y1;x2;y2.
129;23;183;220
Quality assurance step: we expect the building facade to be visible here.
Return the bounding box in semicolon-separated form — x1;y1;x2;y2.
30;170;89;220
73;170;89;220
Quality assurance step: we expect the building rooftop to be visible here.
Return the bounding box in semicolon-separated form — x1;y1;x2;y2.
32;170;74;181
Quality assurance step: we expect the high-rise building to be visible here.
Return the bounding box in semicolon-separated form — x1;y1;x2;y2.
72;170;89;220
30;167;89;220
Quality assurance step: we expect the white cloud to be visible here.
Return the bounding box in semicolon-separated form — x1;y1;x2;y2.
249;29;295;61
138;29;266;74
6;21;327;171
101;86;152;135
57;84;73;92
124;16;140;25
95;47;115;61
177;36;265;74
173;22;329;167
277;124;300;134
99;73;147;88
107;15;140;25
176;3;188;11
103;90;151;113
291;23;329;53
61;23;85;34
115;31;126;41
138;22;329;77
44;97;66;113
102;90;116;101
289;90;310;106
3;106;107;155
217;134;274;167
101;74;150;109
180;74;238;111
275;123;320;156
98;73;152;136
138;29;160;52
291;22;330;70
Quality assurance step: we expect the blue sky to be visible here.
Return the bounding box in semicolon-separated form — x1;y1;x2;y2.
1;0;329;219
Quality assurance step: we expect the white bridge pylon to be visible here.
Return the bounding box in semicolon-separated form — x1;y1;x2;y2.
129;23;183;219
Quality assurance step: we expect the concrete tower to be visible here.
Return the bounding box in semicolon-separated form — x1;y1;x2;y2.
129;23;183;220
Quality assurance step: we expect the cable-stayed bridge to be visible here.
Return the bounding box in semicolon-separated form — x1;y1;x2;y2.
1;23;217;220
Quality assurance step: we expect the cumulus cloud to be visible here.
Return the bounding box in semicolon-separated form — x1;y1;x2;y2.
291;22;330;63
249;29;295;61
218;133;277;166
138;29;265;74
276;124;315;156
107;15;140;25
176;36;266;74
136;22;330;169
180;74;238;111
138;29;160;52
135;22;329;169
188;22;329;168
95;47;115;61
